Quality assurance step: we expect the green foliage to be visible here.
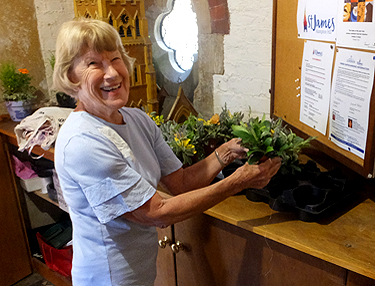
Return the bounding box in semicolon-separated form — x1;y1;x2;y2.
159;120;197;165
147;111;164;126
232;116;315;174
0;61;36;101
153;105;315;171
49;52;56;71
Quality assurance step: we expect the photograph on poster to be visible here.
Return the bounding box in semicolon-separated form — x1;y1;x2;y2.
343;0;373;23
337;0;375;50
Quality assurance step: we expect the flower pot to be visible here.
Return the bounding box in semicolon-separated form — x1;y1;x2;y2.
5;100;32;122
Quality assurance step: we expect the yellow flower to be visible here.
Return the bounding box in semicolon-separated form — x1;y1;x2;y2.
209;114;220;124
271;129;275;135
18;68;29;74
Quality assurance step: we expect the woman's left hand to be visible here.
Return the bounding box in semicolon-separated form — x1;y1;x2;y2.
215;138;248;167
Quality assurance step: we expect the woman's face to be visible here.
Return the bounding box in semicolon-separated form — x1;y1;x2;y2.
70;49;130;117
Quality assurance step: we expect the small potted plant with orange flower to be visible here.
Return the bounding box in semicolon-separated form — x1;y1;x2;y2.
0;61;36;121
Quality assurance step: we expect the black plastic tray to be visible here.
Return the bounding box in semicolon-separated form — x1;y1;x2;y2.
223;160;352;222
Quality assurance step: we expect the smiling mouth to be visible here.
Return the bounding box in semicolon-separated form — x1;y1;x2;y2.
101;83;121;92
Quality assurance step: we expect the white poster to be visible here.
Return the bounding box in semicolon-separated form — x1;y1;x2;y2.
300;41;336;135
329;48;375;159
297;0;338;42
336;0;375;50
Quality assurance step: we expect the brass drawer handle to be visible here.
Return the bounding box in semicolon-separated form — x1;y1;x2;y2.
158;236;171;249
171;241;185;253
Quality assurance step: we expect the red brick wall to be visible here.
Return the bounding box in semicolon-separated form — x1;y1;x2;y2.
208;0;230;34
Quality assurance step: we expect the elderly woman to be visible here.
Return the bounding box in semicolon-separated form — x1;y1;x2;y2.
53;18;281;285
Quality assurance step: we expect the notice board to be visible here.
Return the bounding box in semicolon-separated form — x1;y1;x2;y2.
271;0;375;177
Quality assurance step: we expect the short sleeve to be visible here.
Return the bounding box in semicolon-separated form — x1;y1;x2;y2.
62;132;156;223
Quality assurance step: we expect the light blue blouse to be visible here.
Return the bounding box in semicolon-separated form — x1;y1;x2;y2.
54;107;182;285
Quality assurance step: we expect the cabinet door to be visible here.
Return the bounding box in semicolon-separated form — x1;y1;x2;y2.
346;271;375;286
174;214;347;286
155;226;176;286
0;136;32;285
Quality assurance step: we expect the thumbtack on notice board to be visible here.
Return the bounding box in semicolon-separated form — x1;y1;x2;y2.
295;78;300;82
296;86;301;90
296;93;301;97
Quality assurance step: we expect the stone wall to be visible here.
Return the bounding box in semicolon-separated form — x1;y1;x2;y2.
0;0;273;120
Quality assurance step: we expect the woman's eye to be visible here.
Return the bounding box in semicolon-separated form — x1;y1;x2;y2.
88;61;97;66
112;57;121;62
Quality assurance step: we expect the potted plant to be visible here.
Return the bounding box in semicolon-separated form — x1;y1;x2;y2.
231;115;315;174
0;61;36;121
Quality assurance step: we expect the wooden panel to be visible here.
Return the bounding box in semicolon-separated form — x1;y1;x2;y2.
155;226;176;286
205;190;375;281
0;134;32;285
272;0;375;177
174;214;346;286
346;271;375;286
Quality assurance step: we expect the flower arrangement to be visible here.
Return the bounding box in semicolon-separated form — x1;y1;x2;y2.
0;62;36;102
148;105;314;173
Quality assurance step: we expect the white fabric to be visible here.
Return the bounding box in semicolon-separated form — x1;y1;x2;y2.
54;107;182;286
14;107;72;155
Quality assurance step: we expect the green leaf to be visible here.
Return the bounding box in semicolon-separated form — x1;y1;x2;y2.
249;127;259;142
247;148;263;156
266;146;274;153
264;137;273;146
232;125;256;144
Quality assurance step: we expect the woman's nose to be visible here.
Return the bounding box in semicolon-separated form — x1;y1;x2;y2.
104;64;119;80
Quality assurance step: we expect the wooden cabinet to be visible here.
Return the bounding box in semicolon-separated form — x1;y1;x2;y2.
164;214;347;286
155;226;176;286
0;133;33;285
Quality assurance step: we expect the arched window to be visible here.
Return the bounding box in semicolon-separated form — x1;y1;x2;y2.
155;0;198;73
119;26;125;37
136;17;141;37
127;26;132;37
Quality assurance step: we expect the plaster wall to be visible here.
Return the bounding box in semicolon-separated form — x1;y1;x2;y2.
0;0;45;115
213;0;273;119
33;0;75;103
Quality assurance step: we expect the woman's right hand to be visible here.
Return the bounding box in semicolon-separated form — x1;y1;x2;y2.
232;157;282;191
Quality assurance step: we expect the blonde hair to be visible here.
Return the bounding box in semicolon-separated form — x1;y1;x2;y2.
53;18;134;97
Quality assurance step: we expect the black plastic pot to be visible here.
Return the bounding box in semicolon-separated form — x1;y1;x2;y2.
56;92;76;108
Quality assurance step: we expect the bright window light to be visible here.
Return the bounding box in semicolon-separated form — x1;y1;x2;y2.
160;0;198;71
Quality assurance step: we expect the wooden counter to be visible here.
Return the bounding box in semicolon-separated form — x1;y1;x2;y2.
1;118;374;282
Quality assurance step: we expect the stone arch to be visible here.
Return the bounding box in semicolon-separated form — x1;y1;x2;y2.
191;0;229;118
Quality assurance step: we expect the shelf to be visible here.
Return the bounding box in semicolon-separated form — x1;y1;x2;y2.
33;190;60;208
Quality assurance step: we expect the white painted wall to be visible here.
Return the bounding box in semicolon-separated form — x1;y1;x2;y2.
213;0;273;119
28;0;272;114
33;0;74;103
